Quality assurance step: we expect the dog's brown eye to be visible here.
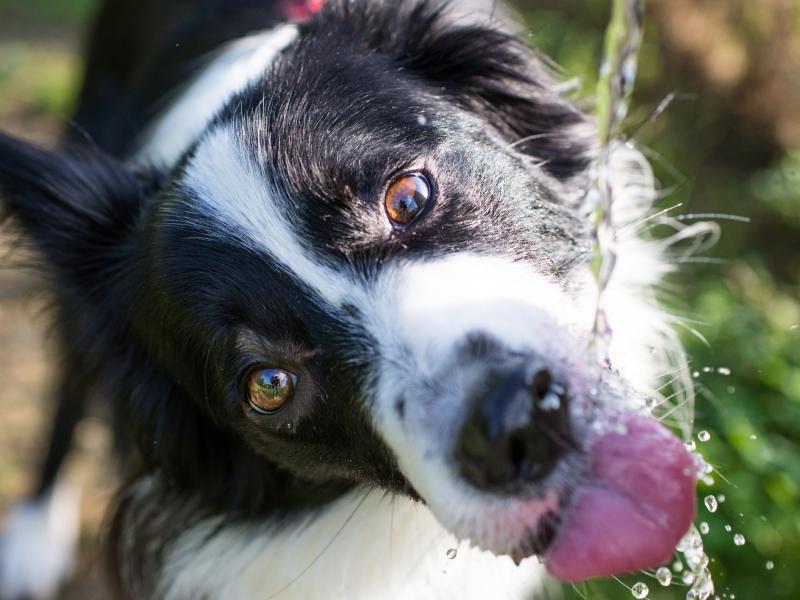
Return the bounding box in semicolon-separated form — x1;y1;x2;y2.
385;172;432;226
247;368;296;413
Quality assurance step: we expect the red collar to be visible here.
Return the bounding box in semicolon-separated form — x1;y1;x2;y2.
279;0;324;22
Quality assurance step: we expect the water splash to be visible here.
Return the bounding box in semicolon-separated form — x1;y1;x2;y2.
630;581;649;598
590;0;645;359
589;4;723;600
675;525;715;600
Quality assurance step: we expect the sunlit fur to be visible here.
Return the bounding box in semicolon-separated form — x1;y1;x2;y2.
0;1;699;598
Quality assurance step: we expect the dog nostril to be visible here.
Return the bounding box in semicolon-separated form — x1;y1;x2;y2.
457;364;573;494
509;435;526;474
530;368;552;401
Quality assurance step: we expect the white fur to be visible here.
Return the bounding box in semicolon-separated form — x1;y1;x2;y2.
362;255;596;553
184;127;355;306
161;488;545;600
137;24;298;168
370;254;591;365
0;484;80;600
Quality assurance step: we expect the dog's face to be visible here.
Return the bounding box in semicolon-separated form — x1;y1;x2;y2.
0;0;696;583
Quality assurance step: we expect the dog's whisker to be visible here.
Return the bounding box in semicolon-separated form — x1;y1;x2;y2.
655;397;692;423
507;132;561;150
675;213;750;223
621;202;683;234
264;490;371;600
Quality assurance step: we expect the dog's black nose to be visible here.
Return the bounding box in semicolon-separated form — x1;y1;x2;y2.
457;365;574;493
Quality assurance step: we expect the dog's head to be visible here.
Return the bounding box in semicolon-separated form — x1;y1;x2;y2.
0;0;696;582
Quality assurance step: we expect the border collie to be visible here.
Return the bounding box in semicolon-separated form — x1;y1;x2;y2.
0;0;698;598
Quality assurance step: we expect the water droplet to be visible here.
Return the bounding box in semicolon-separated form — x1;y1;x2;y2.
631;581;649;598
682;570;695;585
733;533;745;546
700;522;710;534
539;392;561;411
750;434;758;440
766;560;774;570
691;567;715;600
703;366;713;373
724;524;732;532
657;567;672;586
727;385;736;394
704;495;718;512
718;494;726;503
698;430;711;442
446;548;457;559
692;371;700;378
717;367;731;375
684;440;697;451
673;559;684;572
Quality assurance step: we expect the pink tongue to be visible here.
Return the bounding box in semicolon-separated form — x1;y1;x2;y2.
544;416;697;582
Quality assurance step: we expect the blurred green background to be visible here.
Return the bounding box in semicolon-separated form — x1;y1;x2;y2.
0;0;798;599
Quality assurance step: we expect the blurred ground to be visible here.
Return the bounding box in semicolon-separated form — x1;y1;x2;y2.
0;4;115;597
0;1;798;600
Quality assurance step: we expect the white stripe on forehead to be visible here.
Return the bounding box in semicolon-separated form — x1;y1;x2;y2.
137;24;298;168
184;126;355;306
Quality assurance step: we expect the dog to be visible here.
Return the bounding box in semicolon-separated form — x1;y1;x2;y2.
0;0;698;598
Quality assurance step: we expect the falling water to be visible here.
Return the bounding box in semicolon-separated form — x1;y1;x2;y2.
591;3;718;599
675;525;715;599
590;0;644;359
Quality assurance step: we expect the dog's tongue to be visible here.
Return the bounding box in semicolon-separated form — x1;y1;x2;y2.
544;416;697;581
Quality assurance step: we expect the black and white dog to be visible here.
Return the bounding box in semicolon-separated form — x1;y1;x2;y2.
0;0;698;598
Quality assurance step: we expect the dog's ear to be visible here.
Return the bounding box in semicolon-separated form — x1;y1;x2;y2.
397;6;591;180
0;132;145;289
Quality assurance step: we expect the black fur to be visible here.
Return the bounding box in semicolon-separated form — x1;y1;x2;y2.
0;0;594;596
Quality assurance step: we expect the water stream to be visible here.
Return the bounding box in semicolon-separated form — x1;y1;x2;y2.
592;2;715;599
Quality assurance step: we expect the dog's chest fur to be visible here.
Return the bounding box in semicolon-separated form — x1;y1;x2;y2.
115;478;544;599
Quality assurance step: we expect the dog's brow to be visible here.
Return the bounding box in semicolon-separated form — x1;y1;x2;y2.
184;126;360;308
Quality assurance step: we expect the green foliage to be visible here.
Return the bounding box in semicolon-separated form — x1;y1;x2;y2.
0;0;98;22
0;43;79;116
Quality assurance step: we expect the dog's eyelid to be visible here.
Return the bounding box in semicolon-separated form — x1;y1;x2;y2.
233;328;318;366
